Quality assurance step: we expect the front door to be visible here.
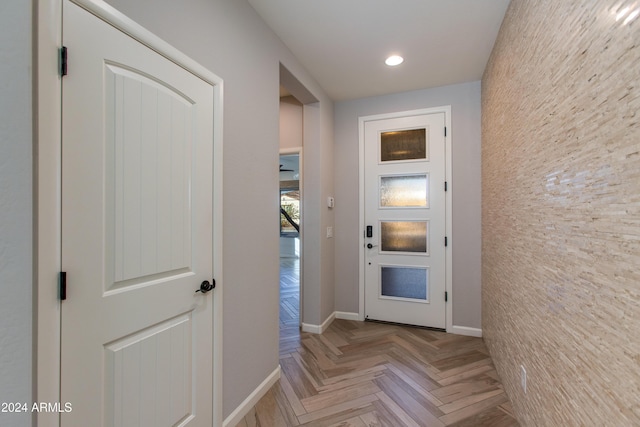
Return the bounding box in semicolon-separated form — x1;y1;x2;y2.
61;1;215;425
363;112;447;328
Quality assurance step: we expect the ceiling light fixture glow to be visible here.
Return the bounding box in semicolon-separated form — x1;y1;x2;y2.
385;55;404;66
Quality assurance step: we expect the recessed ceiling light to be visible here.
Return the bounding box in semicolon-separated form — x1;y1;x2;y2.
385;55;404;66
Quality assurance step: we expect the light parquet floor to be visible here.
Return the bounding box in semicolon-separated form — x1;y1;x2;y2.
236;258;519;427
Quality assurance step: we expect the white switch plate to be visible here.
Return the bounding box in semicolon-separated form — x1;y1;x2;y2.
326;226;333;238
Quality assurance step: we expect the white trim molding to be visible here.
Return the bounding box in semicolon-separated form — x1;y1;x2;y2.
36;2;63;426
335;311;360;321
222;366;281;427
451;325;483;338
302;312;336;334
302;311;360;334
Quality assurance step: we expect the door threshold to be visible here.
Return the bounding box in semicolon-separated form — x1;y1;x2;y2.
364;317;446;332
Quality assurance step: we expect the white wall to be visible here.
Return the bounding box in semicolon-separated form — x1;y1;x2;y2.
280;96;302;150
302;102;336;326
101;0;334;418
0;1;33;426
334;81;482;329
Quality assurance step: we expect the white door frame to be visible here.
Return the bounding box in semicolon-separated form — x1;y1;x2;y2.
35;1;224;425
279;147;303;326
358;107;453;332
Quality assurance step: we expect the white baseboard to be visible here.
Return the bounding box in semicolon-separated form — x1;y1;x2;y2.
222;365;281;427
301;312;336;334
335;311;359;321
301;323;320;334
450;325;483;337
302;311;361;334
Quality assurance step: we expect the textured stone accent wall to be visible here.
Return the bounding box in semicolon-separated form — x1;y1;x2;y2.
482;1;640;426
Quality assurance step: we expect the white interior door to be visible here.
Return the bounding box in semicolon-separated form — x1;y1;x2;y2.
61;1;215;425
364;113;447;328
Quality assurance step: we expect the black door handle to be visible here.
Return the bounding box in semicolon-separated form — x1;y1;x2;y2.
196;280;215;294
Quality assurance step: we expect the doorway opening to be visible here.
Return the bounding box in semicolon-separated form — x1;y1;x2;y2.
279;62;318;350
279;152;301;353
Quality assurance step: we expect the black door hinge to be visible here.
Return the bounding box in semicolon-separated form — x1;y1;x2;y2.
59;271;67;301
445;291;448;302
444;126;447;137
444;181;448;191
444;236;448;247
60;46;68;77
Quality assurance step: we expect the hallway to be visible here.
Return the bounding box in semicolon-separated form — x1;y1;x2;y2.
235;260;519;426
279;257;302;355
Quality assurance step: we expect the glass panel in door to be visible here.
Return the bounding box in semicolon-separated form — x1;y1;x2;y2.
380;221;428;253
381;266;428;301
380;128;427;162
380;174;429;208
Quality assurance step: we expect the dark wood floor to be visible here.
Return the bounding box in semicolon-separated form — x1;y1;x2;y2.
236;258;519;427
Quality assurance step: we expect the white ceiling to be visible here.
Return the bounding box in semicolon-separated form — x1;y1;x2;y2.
249;0;511;102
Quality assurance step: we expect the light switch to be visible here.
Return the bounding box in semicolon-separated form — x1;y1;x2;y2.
326;226;333;238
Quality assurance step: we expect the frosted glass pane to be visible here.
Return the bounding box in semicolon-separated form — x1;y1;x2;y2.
380;128;427;161
381;221;428;253
380;174;428;207
381;267;428;300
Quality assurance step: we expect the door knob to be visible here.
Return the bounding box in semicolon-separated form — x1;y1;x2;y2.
196;280;215;294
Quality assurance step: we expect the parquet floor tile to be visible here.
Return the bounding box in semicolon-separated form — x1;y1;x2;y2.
235;258;520;426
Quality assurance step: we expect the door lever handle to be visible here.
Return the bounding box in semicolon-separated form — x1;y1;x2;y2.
196;280;215;294
366;243;378;249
